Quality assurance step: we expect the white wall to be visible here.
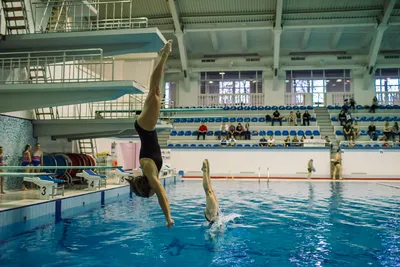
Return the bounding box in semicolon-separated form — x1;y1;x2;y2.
167;149;331;177
96;138;141;170
1;110;34;119
341;149;400;178
37;137;73;153
176;79;199;107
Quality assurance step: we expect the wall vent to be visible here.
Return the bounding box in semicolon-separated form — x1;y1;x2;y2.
201;59;216;63
291;57;306;61
246;58;260;62
337;56;352;60
384;55;400;59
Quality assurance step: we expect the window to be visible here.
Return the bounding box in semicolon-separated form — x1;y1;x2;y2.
200;71;262;105
164;82;171;108
374;68;400;104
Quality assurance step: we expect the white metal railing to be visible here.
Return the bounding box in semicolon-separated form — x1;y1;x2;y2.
32;0;148;33
0;49;114;84
284;93;306;106
376;92;400;105
198;93;264;107
330;93;353;106
340;141;397;147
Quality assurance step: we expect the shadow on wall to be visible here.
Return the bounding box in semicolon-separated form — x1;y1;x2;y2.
0;115;37;190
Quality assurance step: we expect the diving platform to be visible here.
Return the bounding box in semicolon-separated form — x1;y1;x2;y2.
0;81;144;113
0;28;166;56
33;119;172;140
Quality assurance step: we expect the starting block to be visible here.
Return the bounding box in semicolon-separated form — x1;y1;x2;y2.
76;169;107;191
114;167;134;185
24;175;65;200
159;164;176;178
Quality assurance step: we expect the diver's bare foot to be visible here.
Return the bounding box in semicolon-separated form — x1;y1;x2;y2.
202;159;209;172
1;191;5;194
159;40;173;55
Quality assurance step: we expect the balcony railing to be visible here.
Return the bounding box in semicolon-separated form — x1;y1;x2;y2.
0;48;114;84
198;93;264;107
32;0;148;33
284;93;306;106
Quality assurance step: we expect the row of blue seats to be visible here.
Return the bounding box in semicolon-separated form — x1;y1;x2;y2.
171;130;321;137
336;130;382;136
340;144;397;148
176;106;314;111
167;144;287;148
174;117;317;123
328;105;400;110
331;116;400;122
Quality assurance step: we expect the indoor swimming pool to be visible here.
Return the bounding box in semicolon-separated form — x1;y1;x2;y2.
0;181;399;267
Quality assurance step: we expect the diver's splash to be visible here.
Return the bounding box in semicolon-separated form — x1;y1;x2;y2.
206;212;242;240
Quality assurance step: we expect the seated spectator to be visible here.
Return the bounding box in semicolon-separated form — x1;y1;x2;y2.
348;136;356;147
197;122;208;140
228;123;236;138
296;110;302;126
288;111;296;126
267;135;275;147
95;111;104;119
325;136;332;149
338;110;346;126
352;121;360;139
220;136;228;147
345;112;353;125
300;135;306;146
271;110;282;126
259;136;267;147
218;122;228;140
383;121;392;140
368;122;377;141
244;123;251;140
292;135;300;146
265;114;272;123
303;110;311;126
284;136;291;147
235;123;244;140
379;135;388;142
383;138;391;148
392;122;399;141
343;123;352;141
228;136;236;147
369;96;378;113
350;97;356;113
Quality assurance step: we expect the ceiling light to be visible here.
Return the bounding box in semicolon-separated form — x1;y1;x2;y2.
346;80;350;83
209;81;213;84
326;80;330;83
252;80;256;83
337;79;342;82
285;80;289;83
219;72;225;75
332;84;336;86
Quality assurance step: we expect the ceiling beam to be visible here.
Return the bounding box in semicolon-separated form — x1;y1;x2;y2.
301;28;311;50
242;31;248;51
167;0;190;90
273;0;283;80
331;27;343;48
210;32;219;51
360;32;374;48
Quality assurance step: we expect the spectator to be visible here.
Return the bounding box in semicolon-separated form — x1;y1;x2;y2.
296;110;302;126
350;97;356;113
292;135;300;146
300;135;306;146
369;96;378;113
348;136;356;147
220;136;228;147
380;136;391;147
352;121;360;139
271;110;282;126
338;110;346;126
288;111;296;126
267;135;275;147
235;123;244;140
95;111;104;119
343;100;349;113
345;111;353;125
383;140;391;147
21;144;32;191
228;123;236;138
303;110;311;126
218;122;228;140
284;136;291;147
228;136;236;147
265;114;272;123
383;121;392;140
197;122;208;140
343;123;352;141
259;136;267;147
307;159;315;179
0;146;5;194
392;122;399;141
244;123;251;140
325;136;332;149
368;122;377;141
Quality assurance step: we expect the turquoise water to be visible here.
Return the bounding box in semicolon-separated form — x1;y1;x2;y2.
0;181;399;267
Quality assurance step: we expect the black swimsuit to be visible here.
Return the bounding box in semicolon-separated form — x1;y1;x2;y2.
205;211;219;227
135;120;163;172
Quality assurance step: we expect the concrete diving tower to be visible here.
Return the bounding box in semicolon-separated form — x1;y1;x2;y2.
33;119;172;140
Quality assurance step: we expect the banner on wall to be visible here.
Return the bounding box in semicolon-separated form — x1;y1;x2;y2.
161;149;171;166
303;139;326;147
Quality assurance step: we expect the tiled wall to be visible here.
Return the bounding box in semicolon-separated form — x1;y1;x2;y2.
0;115;37;190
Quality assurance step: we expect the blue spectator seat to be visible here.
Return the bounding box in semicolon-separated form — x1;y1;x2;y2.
365;144;372;148
209;118;215;123
207;131;213;136
230;117;236;123
282;130;289;136
356;105;363;110
307;106;313;110
175;144;182;147
252;131;259;136
191;131;198;136
202;118;209;123
290;130;297;136
340;144;347;148
223;106;229;111
258;106;265;110
386;105;393;110
379;105;385;109
198;144;204;147
265;106;271;110
216;118;222;123
259;130;266;136
177;131;184;136
335;130;343;135
279;106;285;110
311;117;317;122
173;118;180;123
305;130;312;136
181;118;187;123
185;131;191;136
285;106;292;110
251;117;258;122
170;131;177;136
313;130;320;136
230;106;237;110
369;117;376;121
298;130;305;136
355;144;363;148
377;116;383;122
244;106;251;111
258;117;266;122
267;130;273;136
206;144;212;147
237;144;243;147
335;106;341;110
214;131;221;136
237;117;244;123
360;130;367;136
327;105;334;110
331;117;338;122
187;118;194;123
244;144;251;147
361;116;367;122
252;144;259;147
251;106;257;110
223;118;229;123
238;106;243;110
376;130;383;135
168;144;174;147
300;106;306;110
272;106;278;110
293;106;299;110
276;144;283;147
212;144;218;147
394;105;400;109
373;144;381;148
194;118;201;123
244;117;251;122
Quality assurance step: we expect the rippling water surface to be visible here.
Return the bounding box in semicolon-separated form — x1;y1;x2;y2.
0;181;399;267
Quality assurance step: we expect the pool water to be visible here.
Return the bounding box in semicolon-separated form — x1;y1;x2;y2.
0;181;399;267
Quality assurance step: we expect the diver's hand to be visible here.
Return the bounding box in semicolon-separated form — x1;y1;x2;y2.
166;218;175;229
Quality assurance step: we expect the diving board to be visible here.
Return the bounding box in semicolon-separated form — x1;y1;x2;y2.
98;108;223;114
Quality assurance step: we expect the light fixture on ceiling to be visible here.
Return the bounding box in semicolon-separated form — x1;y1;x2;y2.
285;80;289;83
346;80;350;83
337;79;342;82
209;81;213;84
252;80;257;83
332;84;336;86
326;80;330;83
219;72;225;75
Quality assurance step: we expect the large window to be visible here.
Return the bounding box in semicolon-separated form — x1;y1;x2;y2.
200;71;263;105
164;82;176;108
374;68;400;105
